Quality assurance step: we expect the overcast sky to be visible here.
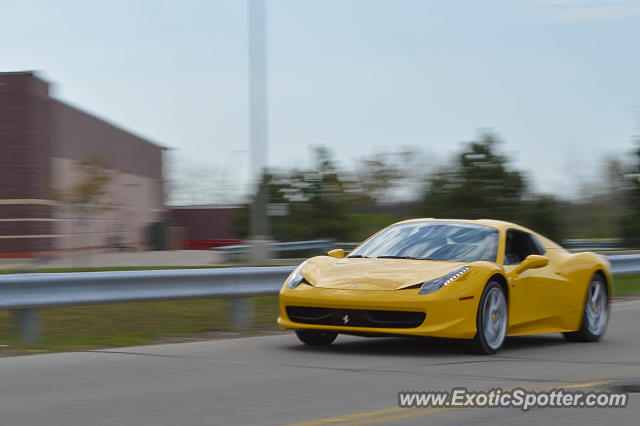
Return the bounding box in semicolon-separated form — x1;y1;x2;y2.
2;0;639;201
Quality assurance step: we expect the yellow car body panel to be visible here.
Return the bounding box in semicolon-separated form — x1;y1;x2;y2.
278;219;613;340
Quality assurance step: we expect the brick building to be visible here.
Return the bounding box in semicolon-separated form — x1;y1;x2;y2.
0;71;165;257
169;205;243;249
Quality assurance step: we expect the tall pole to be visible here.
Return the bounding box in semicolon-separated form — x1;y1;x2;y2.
248;0;269;261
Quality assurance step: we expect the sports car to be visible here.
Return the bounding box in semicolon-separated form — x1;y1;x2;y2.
278;219;612;354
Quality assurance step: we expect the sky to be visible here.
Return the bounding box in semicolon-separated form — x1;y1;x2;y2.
2;0;640;202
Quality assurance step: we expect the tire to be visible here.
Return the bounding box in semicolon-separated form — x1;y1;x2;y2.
295;330;338;346
563;274;608;342
471;281;508;355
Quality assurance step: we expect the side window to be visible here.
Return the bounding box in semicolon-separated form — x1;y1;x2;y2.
504;230;545;265
530;235;546;255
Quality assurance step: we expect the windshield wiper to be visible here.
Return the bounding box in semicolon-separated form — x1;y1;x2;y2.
347;254;370;258
376;255;422;260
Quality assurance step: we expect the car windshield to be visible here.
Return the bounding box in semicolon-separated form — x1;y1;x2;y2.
349;222;499;262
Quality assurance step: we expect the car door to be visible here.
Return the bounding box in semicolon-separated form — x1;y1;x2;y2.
503;229;566;334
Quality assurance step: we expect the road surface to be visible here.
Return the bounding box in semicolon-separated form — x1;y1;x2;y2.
1;300;639;425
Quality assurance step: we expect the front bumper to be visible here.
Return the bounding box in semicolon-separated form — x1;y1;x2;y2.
278;284;479;339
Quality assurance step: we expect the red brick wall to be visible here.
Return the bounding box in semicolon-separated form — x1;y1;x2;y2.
51;100;163;180
169;207;242;240
0;72;53;252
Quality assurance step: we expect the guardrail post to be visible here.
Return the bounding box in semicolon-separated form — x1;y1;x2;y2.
11;309;42;346
229;298;251;329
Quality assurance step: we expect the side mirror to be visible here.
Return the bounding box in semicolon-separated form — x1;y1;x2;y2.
327;249;345;259
513;254;549;275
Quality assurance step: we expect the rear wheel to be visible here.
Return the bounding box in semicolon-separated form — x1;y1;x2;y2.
295;330;338;346
563;274;608;342
471;281;508;355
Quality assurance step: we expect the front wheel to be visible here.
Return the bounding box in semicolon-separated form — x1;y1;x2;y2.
471;281;508;355
563;274;608;342
295;330;338;346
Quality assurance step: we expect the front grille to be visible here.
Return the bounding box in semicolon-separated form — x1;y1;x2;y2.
286;306;425;328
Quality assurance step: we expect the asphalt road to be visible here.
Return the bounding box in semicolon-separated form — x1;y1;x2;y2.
1;301;639;426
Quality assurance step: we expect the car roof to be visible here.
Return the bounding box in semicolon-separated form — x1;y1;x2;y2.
395;218;520;230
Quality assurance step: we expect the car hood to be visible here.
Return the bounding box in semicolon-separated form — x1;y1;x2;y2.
300;256;466;291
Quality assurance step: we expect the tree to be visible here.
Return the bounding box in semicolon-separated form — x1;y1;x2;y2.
620;139;640;247
519;195;562;241
418;132;567;240
235;146;402;242
420;132;527;221
52;154;113;264
53;155;113;222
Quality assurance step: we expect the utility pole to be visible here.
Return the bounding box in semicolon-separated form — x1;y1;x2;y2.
248;0;270;263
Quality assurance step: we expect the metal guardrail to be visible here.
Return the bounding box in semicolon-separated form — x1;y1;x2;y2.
2;253;639;346
335;242;359;252
562;238;622;251
211;239;339;258
0;267;295;309
0;266;294;345
607;254;640;275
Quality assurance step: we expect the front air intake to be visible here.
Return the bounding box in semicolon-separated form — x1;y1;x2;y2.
286;306;425;328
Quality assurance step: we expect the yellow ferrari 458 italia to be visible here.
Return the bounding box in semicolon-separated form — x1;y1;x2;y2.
278;219;612;354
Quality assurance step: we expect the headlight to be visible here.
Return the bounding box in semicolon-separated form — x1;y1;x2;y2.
418;266;471;295
286;261;309;289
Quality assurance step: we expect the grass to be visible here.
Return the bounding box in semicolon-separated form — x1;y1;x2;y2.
613;274;640;296
0;296;280;353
